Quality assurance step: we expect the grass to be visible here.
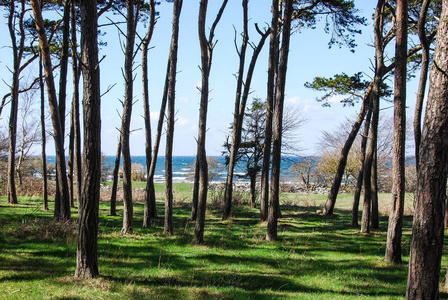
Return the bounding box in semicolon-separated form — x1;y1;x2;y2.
0;185;447;299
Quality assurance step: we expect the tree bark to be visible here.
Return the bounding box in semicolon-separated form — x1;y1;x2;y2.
385;0;407;264
260;0;279;222
361;1;385;233
120;0;137;235
266;0;293;241
223;0;249;220
68;97;75;207
164;0;183;236
31;0;70;222
147;60;172;220
323;91;371;215
75;0;101;278
351;107;371;227
413;0;430;171
370;144;379;229
191;158;200;221
361;76;381;234
406;1;448;296
54;0;71;217
7;0;25;205
71;0;82;208
39;41;48;211
191;0;227;224
142;0;156;228
110;137;121;216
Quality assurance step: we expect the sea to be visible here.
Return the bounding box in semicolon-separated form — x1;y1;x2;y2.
47;155;305;183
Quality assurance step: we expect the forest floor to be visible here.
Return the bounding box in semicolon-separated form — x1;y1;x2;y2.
1;183;447;299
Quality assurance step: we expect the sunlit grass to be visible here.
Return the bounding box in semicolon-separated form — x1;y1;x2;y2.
1;185;447;299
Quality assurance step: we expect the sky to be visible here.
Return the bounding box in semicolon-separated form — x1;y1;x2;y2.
0;1;422;157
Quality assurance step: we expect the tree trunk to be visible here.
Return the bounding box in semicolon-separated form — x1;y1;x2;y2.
147;60;172;220
361;83;380;234
193;0;224;244
413;0;431;172
75;0;101;278
250;172;256;208
361;0;385;234
223;0;249;221
406;1;448;295
191;158;200;221
322;91;371;215
385;0;407;264
120;0;136;235
31;0;70;222
6;0;25;205
68;101;75;207
142;0;156;228
39;43;48;211
110;137;121;216
164;0;183;236
351;107;371;227
266;0;293;241
54;0;71;217
260;0;279;222
71;0;82;208
370;145;379;229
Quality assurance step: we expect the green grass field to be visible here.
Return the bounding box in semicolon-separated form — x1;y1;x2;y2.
1;184;447;299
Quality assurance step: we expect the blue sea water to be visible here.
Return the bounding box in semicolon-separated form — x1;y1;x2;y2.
47;156;306;183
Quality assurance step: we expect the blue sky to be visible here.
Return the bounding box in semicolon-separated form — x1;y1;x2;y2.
0;1;421;157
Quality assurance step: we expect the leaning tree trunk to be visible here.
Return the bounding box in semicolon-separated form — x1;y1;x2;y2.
164;0;183;236
75;0;102;279
222;0;249;221
385;0;407;265
260;0;279;222
351;107;371;227
406;0;448;296
142;0;156;228
31;0;71;222
266;0;292;241
147;60;171;220
322;90;371;215
361;82;380;233
120;0;136;235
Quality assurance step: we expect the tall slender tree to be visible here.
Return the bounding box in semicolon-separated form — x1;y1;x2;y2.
70;0;82;207
110;137;121;216
222;0;249;221
39;35;48;211
142;0;156;228
31;0;70;222
193;0;228;244
385;0;408;264
164;0;183;235
406;0;448;296
7;0;25;205
260;0;280;222
120;0;137;235
75;0;102;278
413;0;431;171
266;0;293;241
